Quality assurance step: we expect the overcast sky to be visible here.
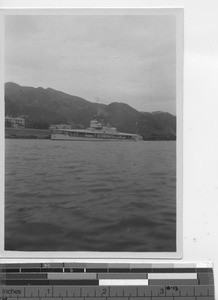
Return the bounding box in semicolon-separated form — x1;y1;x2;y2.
5;13;177;114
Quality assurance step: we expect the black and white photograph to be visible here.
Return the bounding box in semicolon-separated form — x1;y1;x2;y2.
3;9;183;255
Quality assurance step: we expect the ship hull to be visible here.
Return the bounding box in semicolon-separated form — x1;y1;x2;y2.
51;133;132;141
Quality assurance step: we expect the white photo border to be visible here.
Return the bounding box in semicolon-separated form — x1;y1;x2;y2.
0;7;183;259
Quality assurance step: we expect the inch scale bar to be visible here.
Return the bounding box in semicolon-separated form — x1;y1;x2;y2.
0;285;215;299
0;262;215;300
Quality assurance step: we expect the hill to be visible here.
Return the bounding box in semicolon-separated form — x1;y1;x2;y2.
5;82;99;129
5;82;176;140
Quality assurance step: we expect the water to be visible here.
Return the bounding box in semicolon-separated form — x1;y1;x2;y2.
5;139;176;252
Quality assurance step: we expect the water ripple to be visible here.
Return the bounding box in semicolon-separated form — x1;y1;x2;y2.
5;139;176;252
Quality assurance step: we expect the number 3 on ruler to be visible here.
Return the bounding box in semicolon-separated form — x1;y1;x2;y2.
159;288;165;295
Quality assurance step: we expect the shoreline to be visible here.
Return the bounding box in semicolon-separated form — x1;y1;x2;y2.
5;128;51;139
5;127;175;141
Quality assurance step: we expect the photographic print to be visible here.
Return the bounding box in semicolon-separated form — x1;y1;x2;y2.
3;9;183;255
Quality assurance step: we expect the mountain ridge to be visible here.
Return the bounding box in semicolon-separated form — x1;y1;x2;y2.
5;82;176;140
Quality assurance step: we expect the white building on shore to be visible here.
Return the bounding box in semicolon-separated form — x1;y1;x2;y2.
5;115;25;128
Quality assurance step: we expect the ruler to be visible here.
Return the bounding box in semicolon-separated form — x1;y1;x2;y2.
0;262;215;299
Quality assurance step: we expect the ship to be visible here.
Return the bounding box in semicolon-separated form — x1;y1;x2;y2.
51;119;142;141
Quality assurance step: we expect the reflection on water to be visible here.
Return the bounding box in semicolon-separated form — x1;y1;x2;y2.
5;139;176;251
